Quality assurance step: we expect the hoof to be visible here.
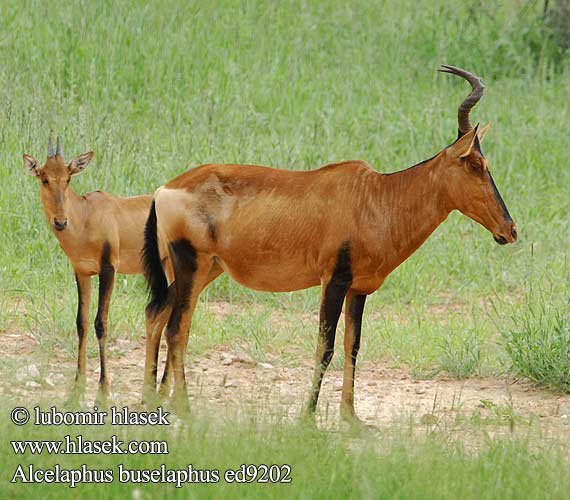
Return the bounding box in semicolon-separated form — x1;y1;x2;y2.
298;409;319;430
169;395;190;417
157;384;172;401
63;393;84;409
64;383;85;409
95;390;112;410
142;388;161;409
340;414;379;435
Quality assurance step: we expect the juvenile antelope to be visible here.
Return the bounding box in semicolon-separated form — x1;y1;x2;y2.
142;66;517;425
24;138;172;404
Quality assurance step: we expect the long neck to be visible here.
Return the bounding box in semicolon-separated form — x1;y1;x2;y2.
66;188;86;229
370;154;452;270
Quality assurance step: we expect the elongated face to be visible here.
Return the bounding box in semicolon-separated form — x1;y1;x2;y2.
23;152;94;231
444;126;517;245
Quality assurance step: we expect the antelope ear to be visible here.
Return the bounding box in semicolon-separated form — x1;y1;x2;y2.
477;122;491;143
68;151;94;175
447;125;479;159
23;154;41;177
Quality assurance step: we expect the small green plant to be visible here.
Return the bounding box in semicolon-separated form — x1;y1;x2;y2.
436;330;481;379
476;395;523;429
502;297;570;393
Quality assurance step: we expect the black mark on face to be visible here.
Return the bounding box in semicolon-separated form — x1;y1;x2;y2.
488;172;512;221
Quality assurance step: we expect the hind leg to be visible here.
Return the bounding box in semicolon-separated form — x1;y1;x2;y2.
158;261;223;401
304;274;350;420
340;291;368;428
165;242;220;414
304;244;353;424
94;253;115;405
143;283;175;405
66;273;91;406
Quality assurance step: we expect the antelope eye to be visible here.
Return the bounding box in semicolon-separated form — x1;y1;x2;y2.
470;161;484;172
41;178;49;185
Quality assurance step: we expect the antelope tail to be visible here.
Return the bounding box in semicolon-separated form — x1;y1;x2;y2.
142;200;169;315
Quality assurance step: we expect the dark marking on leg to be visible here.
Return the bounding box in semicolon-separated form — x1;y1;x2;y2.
307;241;353;414
164;238;211;412
167;239;197;339
75;274;87;379
95;241;115;398
75;275;85;340
95;242;114;341
347;294;366;360
331;241;353;287
155;257;223;402
69;273;91;404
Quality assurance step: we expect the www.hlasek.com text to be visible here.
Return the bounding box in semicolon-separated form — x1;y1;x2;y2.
12;464;293;487
12;434;168;455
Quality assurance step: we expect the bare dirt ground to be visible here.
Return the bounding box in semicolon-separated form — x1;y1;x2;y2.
3;325;570;447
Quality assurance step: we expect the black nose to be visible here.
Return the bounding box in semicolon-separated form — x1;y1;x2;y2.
511;226;518;240
53;219;68;231
494;235;508;245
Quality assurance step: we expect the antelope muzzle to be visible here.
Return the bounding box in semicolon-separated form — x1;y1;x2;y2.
53;218;68;231
493;219;517;245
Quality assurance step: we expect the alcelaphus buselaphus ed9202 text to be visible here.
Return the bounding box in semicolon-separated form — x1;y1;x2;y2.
142;65;517;426
23;137;172;405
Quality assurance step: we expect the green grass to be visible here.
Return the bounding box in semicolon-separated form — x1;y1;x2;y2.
502;292;570;393
2;1;568;377
1;0;570;496
2;401;569;499
435;327;482;379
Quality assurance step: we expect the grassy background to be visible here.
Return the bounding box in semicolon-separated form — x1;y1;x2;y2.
1;0;569;376
1;0;570;497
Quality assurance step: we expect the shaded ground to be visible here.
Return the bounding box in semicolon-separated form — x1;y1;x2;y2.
3;327;570;447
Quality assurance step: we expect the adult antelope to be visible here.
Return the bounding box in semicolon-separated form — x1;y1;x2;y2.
23;137;172;404
142;66;517;425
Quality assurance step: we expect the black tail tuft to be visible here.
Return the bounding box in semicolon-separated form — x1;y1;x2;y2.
142;200;169;315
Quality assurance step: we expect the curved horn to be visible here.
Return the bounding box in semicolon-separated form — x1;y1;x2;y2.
56;135;63;157
439;64;484;135
47;136;54;157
